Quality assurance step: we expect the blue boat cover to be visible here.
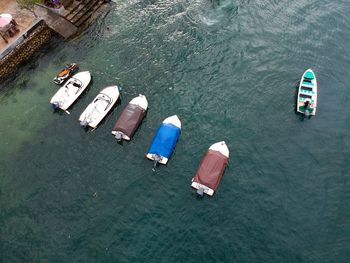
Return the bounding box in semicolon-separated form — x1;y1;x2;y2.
148;123;181;159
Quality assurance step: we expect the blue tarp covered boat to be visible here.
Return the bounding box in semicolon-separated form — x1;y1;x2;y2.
146;115;181;165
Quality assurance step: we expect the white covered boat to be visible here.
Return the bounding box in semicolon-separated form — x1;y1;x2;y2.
50;71;91;113
297;69;318;117
191;141;229;197
79;86;120;129
111;94;148;141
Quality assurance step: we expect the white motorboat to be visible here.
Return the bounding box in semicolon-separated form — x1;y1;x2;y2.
50;71;91;113
79;86;120;129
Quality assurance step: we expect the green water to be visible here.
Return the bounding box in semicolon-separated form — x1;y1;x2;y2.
1;0;350;262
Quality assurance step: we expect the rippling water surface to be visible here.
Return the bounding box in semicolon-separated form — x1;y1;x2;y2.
1;0;350;262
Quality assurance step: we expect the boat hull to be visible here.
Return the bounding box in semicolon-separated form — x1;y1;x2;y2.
297;69;318;116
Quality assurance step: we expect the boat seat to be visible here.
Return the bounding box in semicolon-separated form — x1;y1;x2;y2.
300;89;314;95
299;93;312;99
302;81;314;86
299;98;315;103
299;106;314;113
301;86;313;91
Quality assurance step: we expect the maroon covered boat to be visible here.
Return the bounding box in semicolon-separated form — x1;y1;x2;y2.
191;141;229;197
112;94;148;141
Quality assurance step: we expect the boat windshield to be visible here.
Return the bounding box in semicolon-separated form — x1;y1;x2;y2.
94;93;112;111
66;79;83;94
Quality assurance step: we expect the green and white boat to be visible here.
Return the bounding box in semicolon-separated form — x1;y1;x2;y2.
297;69;317;116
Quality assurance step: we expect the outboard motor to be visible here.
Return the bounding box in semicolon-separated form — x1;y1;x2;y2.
196;188;204;198
51;102;59;111
115;132;123;142
80;120;89;128
304;101;310;118
152;154;161;170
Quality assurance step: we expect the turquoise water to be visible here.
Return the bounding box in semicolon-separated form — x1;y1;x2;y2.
1;0;350;261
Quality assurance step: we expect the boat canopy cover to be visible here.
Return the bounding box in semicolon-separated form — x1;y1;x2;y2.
193;149;228;190
148;123;181;159
113;104;146;138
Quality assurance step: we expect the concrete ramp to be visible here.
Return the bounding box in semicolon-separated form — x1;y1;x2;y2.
34;4;78;39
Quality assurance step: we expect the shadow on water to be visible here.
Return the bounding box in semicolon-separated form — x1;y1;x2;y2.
51;108;68;116
293;79;308;122
116;139;124;146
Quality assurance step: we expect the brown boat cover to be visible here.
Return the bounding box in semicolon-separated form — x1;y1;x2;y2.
112;103;146;138
193;149;228;190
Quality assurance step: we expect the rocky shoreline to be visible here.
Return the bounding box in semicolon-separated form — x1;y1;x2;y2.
0;19;53;80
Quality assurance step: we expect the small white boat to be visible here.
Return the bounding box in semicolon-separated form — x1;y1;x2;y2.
146;115;181;166
50;71;91;113
297;69;318;117
112;94;148;141
191;141;229;197
79;86;120;129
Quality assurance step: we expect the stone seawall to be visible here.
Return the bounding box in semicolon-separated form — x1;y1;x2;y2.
0;20;53;80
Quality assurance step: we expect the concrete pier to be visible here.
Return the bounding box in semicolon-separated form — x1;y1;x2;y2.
33;4;78;39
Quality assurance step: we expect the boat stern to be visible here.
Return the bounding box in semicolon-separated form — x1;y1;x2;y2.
191;181;215;196
146;153;168;164
111;131;131;141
